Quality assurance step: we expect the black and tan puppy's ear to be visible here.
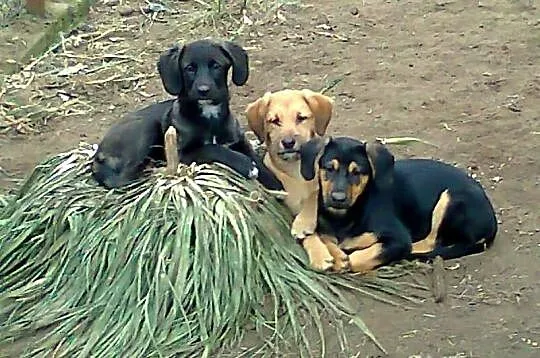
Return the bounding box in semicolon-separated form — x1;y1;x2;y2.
300;136;332;181
302;89;334;135
157;44;185;96
365;140;395;189
245;91;271;142
220;41;249;86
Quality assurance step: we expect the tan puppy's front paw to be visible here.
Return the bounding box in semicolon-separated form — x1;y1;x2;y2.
291;214;316;239
309;250;335;272
302;235;334;272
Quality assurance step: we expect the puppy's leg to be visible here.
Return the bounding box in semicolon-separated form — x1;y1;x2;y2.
412;189;451;254
320;234;350;272
229;137;283;190
348;233;410;274
339;232;378;251
182;144;258;179
409;189;496;261
302;234;334;272
291;190;318;239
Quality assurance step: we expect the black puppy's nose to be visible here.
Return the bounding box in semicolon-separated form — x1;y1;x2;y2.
281;136;296;149
197;85;210;96
331;192;347;202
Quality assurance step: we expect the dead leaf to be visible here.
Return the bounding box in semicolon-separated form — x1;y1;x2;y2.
57;63;88;77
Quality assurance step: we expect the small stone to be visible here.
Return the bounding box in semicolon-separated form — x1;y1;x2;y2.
118;6;134;16
350;7;359;16
104;0;119;6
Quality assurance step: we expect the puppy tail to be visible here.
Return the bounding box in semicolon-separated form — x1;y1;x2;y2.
407;241;488;262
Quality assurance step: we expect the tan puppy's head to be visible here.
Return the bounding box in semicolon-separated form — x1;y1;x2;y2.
245;89;334;172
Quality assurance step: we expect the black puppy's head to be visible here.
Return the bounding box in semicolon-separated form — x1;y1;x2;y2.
300;136;395;215
157;39;249;104
92;118;164;189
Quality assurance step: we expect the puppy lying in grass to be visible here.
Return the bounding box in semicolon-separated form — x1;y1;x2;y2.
92;39;281;190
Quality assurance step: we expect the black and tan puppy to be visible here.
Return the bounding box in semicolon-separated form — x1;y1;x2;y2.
92;39;282;189
300;136;498;273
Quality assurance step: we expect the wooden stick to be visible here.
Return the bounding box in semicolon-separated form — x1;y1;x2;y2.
431;255;447;303
164;126;179;175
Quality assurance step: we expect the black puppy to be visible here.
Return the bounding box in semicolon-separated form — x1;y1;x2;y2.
91;106;263;188
157;39;250;152
300;136;498;273
92;39;282;189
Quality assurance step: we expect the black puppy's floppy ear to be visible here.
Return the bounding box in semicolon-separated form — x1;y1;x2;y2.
157;44;185;96
219;41;249;86
365;140;395;189
300;136;332;181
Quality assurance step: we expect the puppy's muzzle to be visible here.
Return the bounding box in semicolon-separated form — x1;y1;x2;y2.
197;85;210;97
277;136;300;161
326;191;351;211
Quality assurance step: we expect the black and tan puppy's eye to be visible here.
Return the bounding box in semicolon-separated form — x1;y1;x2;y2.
296;113;308;123
324;162;336;172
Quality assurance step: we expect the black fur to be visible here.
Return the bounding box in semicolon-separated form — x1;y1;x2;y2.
300;136;498;268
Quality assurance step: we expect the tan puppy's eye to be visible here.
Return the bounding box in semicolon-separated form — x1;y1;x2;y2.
296;113;308;123
269;115;281;125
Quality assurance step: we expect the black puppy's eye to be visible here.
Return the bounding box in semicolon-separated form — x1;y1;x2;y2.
296;113;308;123
185;64;196;73
209;61;221;70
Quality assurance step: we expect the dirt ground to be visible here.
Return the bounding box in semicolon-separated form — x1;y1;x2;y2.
1;0;539;357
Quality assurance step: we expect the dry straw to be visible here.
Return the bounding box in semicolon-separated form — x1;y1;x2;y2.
0;134;430;357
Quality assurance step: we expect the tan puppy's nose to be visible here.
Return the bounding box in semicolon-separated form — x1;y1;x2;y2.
281;136;296;149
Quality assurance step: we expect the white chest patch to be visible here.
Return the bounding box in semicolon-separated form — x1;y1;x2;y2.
199;101;222;120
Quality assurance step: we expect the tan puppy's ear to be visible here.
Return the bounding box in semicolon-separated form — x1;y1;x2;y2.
246;91;272;142
302;89;334;135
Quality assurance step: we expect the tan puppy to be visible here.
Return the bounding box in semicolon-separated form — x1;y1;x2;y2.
246;89;338;271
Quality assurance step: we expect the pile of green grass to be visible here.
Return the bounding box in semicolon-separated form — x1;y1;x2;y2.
0;143;426;357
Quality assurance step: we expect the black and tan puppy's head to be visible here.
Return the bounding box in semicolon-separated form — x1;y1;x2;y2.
300;136;395;215
92;117;164;189
157;39;249;104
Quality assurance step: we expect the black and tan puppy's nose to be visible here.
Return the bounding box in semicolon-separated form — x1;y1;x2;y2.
281;136;296;149
197;85;210;97
331;192;347;202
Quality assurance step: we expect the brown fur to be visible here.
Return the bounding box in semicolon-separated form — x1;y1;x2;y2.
246;89;334;270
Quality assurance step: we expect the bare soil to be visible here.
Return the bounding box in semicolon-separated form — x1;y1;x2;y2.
1;0;539;357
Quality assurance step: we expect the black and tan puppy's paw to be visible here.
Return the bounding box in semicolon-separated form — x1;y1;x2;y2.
320;235;350;273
